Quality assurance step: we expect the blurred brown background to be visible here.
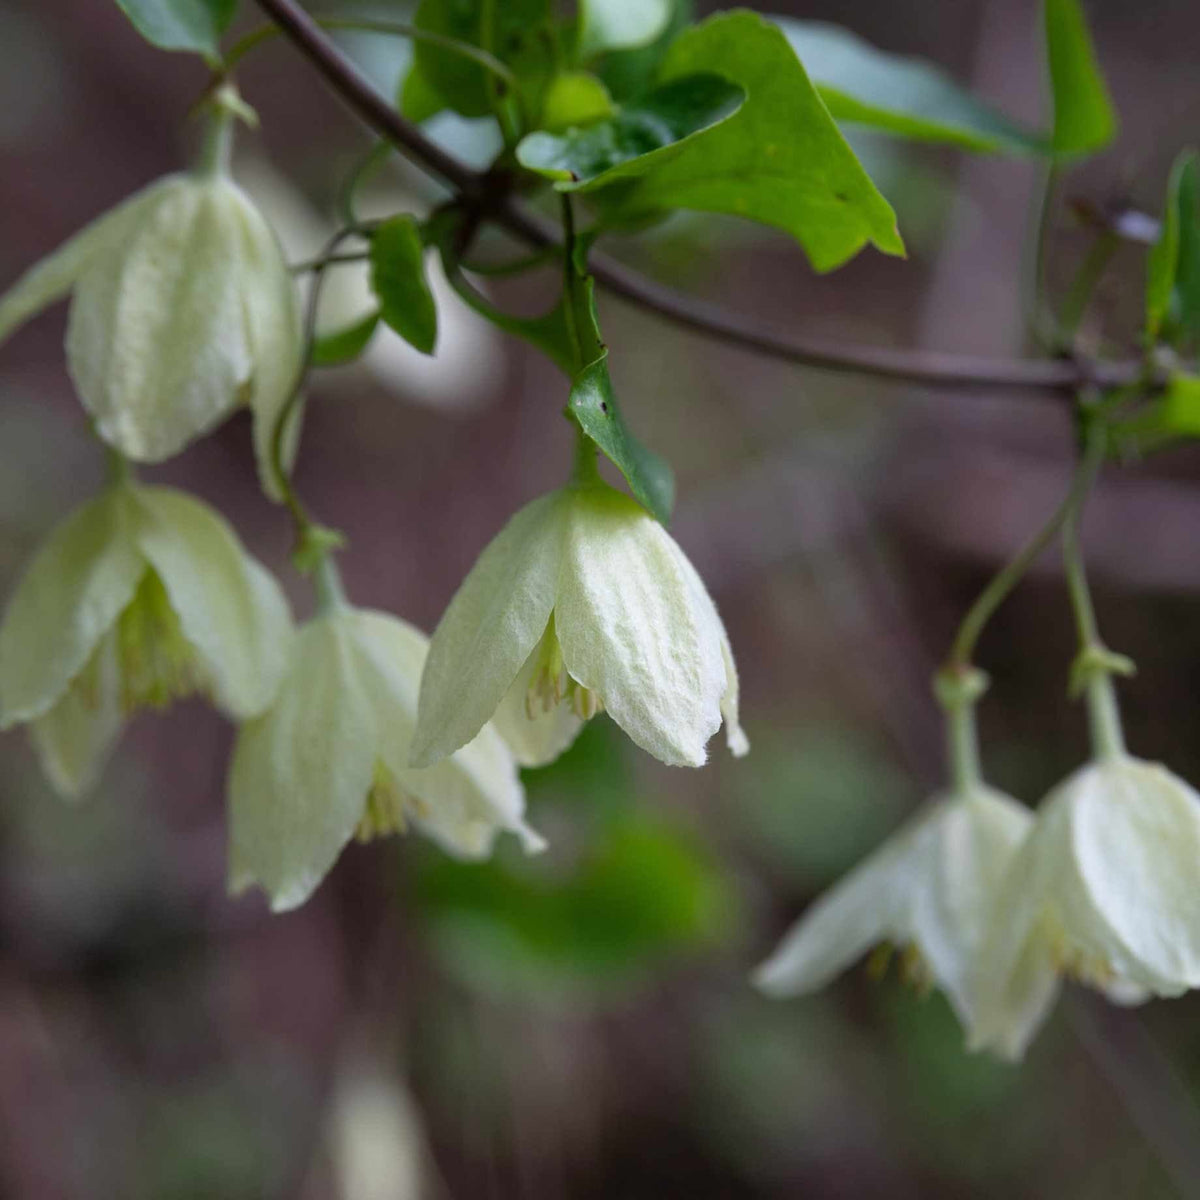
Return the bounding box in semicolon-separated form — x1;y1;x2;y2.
3;1;1200;1196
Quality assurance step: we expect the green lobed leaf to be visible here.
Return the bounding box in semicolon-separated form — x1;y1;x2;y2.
310;312;380;367
517;73;745;185
369;217;438;355
563;10;905;273
1043;0;1116;157
773;18;1042;154
576;0;672;63
113;0;236;62
569;356;675;524
410;0;553;121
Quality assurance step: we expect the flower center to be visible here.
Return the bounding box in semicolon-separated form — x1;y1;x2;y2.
355;761;428;843
1046;922;1118;989
524;616;603;722
116;571;208;712
866;941;934;997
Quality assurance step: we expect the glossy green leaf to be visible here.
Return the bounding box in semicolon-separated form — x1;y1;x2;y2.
1044;0;1116;156
410;0;553;120
568;11;905;272
774;18;1041;154
113;0;236;62
517;73;745;184
540;72;615;132
577;0;672;62
1146;152;1200;345
369;216;437;355
569;356;674;524
310;312;380;367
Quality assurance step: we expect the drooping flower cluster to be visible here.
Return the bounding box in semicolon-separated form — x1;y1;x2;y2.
0;84;750;911
756;662;1200;1059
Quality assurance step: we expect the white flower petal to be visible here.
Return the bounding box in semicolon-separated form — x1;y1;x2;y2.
0;178;171;346
28;630;124;798
228;616;376;912
914;788;1031;1028
129;486;292;719
1070;758;1200;992
753;813;921;996
411;493;567;767
231;183;305;501
556;487;725;767
349;610;542;856
0;488;143;727
66;176;253;461
673;540;748;757
489;638;586;768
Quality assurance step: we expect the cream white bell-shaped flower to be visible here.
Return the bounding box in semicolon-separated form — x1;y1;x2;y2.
972;752;1200;1061
754;785;1032;1037
228;589;543;913
0;481;293;796
410;470;747;771
0;93;302;494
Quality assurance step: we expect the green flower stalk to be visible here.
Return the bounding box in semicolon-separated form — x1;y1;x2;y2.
0;481;293;795
228;589;543;913
0;86;303;495
410;469;747;771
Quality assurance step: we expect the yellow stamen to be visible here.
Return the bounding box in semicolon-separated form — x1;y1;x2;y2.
524;615;603;724
116;571;208;712
355;761;423;843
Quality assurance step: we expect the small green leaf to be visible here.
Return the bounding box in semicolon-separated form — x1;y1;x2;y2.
113;0;236;62
517;73;745;185
1146;152;1200;345
369;217;437;355
773;19;1042;154
411;0;553;120
1158;374;1200;435
569;357;674;524
565;11;905;272
576;0;672;62
540;72;615;133
399;58;447;123
1043;0;1116;157
311;312;380;367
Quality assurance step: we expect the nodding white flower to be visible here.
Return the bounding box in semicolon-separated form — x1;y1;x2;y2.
754;786;1032;1039
228;602;543;913
0;105;302;494
972;754;1200;1060
409;475;748;770
0;482;293;796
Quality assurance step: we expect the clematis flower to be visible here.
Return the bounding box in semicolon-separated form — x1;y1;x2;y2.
409;471;748;770
972;753;1200;1060
0;481;293;796
754;785;1032;1037
0;87;302;494
228;594;543;913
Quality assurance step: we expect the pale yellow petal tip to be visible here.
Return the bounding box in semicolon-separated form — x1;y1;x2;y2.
749;957;792;996
727;724;750;758
516;822;548;855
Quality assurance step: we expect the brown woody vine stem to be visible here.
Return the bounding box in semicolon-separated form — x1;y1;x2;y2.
251;0;1155;400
